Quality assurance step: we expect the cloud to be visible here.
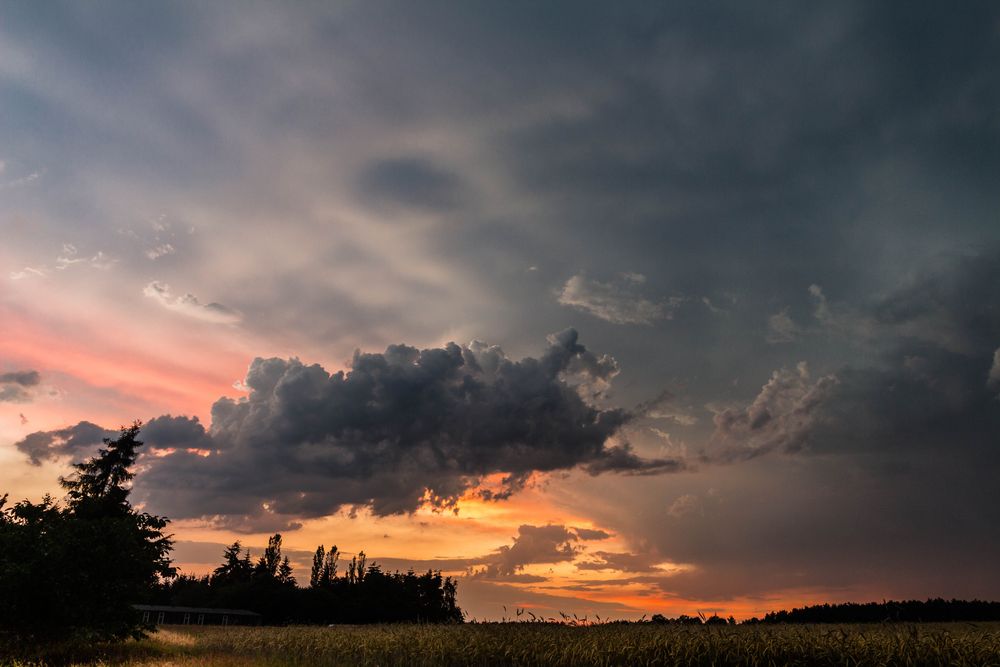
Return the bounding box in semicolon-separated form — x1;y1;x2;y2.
0;369;41;403
17;330;682;528
635;390;698;426
15;421;116;465
55;244;115;271
470;524;583;579
709;362;838;462
9;267;46;280
607;251;1000;599
145;243;175;260
143;281;240;324
990;347;1000;389
666;493;703;518
765;310;800;343
14;415;210;465
575;551;669;573
572;527;613;541
0;370;41;386
557;273;679;325
0;170;41;188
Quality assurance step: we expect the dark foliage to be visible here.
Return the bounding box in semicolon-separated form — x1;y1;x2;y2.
748;599;1000;624
148;538;463;624
0;423;173;642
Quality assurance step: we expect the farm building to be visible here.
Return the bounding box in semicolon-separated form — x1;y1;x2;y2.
133;604;261;626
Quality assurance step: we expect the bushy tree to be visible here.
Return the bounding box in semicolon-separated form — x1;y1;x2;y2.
0;422;173;642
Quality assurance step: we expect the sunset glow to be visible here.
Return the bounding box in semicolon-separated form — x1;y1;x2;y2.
3;2;999;623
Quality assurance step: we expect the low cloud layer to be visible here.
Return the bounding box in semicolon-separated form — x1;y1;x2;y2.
14;330;682;528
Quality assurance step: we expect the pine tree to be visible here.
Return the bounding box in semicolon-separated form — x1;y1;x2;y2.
278;556;295;585
0;421;174;642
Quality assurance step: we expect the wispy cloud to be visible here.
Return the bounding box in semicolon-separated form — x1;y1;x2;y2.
765;310;800;344
557;273;679;325
9;266;46;280
0;170;41;189
145;243;175;260
143;281;241;324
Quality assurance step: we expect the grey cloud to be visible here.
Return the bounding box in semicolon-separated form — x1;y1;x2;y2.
709;363;838;463
0;370;41;403
0;386;31;403
557;273;679;325
583;443;686;476
0;370;41;386
990;347;1000;388
13;415;211;466
141;415;213;451
15;421;116;466
51;330;680;527
576;551;667;574
595;250;1000;601
471;524;582;580
715;248;1000;462
572;527;612;541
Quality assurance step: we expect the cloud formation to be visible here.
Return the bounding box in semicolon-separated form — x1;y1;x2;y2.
143;281;240;324
15;330;682;528
710;362;838;462
765;311;800;344
557;273;678;325
0;369;41;403
15;421;115;465
471;524;593;580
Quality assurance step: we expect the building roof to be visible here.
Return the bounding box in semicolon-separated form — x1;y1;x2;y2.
133;604;260;616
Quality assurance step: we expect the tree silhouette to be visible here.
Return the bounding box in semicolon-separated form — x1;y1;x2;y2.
152;537;463;624
0;422;174;642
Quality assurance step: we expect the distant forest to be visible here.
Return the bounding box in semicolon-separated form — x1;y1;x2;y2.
747;599;1000;624
146;535;462;624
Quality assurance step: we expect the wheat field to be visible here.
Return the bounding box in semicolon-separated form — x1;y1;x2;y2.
6;622;1000;666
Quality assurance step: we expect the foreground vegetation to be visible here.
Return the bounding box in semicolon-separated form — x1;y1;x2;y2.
5;622;1000;667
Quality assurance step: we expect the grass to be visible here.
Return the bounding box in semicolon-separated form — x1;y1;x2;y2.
4;622;1000;666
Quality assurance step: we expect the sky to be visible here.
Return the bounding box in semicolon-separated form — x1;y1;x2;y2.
2;1;1000;621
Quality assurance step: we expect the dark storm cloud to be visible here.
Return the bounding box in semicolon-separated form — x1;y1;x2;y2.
710;249;1000;465
596;249;1000;600
15;331;681;528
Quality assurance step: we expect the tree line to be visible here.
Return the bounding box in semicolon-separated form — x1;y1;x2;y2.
0;422;460;645
147;535;462;624
746;599;1000;624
